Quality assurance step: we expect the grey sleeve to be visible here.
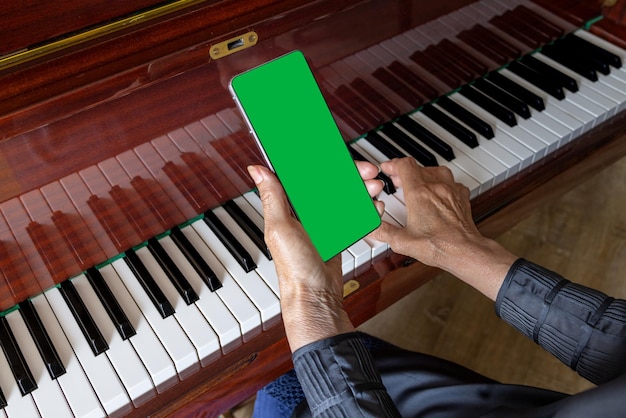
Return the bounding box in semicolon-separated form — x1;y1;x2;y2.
495;258;626;384
292;332;401;418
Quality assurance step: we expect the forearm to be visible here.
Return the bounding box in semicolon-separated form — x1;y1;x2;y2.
431;234;517;301
496;259;626;384
292;333;401;417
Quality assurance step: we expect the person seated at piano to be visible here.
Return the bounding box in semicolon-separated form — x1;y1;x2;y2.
246;157;626;417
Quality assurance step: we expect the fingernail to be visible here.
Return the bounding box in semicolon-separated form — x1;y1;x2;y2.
247;165;263;185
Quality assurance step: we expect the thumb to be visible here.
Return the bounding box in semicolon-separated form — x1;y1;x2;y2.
247;165;292;226
369;220;401;246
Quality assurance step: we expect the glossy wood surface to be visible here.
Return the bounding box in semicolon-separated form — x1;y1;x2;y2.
1;0;626;416
0;0;477;311
0;0;173;57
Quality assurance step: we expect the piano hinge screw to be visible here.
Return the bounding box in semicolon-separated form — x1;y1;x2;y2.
211;46;221;57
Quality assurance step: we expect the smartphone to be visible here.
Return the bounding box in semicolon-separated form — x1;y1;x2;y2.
229;50;381;261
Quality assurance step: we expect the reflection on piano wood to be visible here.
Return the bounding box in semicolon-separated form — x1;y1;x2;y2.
2;0;626;416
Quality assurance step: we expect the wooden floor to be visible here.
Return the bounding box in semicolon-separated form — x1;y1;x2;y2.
228;155;626;416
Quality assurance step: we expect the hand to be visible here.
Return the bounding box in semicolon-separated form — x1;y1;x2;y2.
371;158;517;300
247;161;383;351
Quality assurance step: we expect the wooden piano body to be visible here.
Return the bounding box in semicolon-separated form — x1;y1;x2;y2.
2;0;626;416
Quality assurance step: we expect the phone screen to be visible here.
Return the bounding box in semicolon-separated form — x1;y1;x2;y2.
230;50;381;261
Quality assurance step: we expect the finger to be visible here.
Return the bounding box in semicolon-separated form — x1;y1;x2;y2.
355;160;380;181
369;219;400;244
382;158;424;190
364;178;385;198
373;199;385;217
247;165;292;226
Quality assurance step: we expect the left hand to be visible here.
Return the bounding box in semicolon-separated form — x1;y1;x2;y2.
247;161;383;351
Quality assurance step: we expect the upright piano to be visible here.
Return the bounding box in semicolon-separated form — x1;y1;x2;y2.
2;0;626;416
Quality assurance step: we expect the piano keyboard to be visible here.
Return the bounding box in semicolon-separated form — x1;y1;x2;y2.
2;0;626;416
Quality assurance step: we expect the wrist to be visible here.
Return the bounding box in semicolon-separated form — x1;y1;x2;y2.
433;235;517;301
281;287;355;352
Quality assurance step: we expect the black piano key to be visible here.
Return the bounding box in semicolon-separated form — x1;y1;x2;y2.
146;238;199;305
556;37;611;76
19;300;66;379
85;268;136;340
520;55;578;92
436;96;494;139
365;130;406;160
0;316;37;395
473;78;531;119
564;33;621;68
507;61;566;100
0;385;6;409
380;122;439;166
421;103;479;148
394;116;453;162
204;210;257;273
486;72;545;111
59;280;109;356
223;200;271;260
459;85;517;127
348;145;396;194
170;226;222;292
541;44;599;81
124;250;176;319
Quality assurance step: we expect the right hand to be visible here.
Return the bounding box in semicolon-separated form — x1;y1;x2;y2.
370;158;516;300
371;158;478;268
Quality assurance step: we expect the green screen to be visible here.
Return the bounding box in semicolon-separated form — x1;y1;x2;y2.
231;50;381;261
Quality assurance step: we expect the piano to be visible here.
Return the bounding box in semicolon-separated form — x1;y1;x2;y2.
2;0;626;416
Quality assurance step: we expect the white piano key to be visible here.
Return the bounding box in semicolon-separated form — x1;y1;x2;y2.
0;332;40;418
157;234;242;352
71;274;156;407
4;310;74;418
241;191;264;219
500;68;598;131
383;120;492;194
180;223;262;340
354;136;482;198
433;102;535;171
408;113;506;188
134;246;221;368
212;207;279;296
450;93;547;160
341;250;355;275
363;234;389;258
45;287;131;416
347;239;374;269
29;294;106;418
98;264;178;393
111;258;200;379
514;113;563;155
408;111;513;181
533;53;626;114
192;218;281;328
524;107;573;148
573;29;626;61
570;32;626;92
376;192;407;226
233;195;265;233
